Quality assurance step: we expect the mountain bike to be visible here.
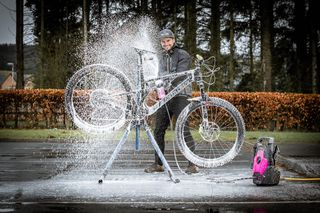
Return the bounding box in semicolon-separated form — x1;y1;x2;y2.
65;47;245;183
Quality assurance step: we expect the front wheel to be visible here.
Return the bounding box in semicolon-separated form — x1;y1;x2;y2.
175;97;245;168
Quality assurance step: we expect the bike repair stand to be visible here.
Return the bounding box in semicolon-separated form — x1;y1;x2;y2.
98;47;179;184
98;119;180;184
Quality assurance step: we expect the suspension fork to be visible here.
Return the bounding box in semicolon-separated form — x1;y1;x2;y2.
198;73;209;125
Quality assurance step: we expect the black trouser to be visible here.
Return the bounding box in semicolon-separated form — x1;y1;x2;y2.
154;96;195;166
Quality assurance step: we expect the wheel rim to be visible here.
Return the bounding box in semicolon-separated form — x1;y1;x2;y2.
176;99;245;167
65;64;132;132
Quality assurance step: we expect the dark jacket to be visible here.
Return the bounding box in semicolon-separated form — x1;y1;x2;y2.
158;45;192;97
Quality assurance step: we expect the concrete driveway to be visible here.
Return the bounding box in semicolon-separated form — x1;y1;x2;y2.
0;138;319;212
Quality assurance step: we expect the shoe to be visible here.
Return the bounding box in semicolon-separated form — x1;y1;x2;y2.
144;163;164;173
185;164;199;174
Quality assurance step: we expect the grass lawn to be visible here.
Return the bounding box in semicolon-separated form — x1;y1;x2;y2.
0;128;319;144
0;129;83;140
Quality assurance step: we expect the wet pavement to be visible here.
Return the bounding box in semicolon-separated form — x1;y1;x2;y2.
1;201;320;213
0;139;319;212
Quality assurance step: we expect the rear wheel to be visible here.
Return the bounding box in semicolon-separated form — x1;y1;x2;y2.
65;64;132;133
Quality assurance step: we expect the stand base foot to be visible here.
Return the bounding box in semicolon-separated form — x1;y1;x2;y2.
173;178;180;183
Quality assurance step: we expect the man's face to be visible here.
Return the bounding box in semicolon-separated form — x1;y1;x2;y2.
160;37;175;51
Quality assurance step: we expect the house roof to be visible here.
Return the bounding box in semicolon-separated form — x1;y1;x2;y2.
0;71;11;85
0;70;34;86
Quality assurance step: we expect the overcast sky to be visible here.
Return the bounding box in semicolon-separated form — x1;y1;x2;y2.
0;0;16;44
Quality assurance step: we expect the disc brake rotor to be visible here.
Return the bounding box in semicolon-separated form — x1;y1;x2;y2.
199;121;221;142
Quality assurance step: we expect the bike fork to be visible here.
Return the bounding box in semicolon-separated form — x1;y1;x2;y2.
199;82;209;123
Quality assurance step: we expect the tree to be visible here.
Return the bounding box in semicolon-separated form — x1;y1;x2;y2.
184;0;197;55
228;0;235;90
16;0;24;89
23;0;317;93
293;0;308;92
39;0;45;87
260;0;274;91
208;0;224;91
248;0;254;74
83;0;89;44
26;0;84;88
209;0;221;60
308;0;319;93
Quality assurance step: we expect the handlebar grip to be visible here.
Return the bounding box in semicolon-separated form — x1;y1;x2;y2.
196;54;204;61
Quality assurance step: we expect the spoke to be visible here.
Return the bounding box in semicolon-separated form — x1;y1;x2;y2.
176;99;243;168
67;65;130;132
218;114;234;129
209;140;216;159
186;105;237;159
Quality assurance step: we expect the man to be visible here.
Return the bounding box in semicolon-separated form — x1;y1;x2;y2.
144;29;199;174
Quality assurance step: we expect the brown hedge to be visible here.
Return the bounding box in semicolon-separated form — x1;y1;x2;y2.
0;90;319;131
0;89;67;128
194;92;320;131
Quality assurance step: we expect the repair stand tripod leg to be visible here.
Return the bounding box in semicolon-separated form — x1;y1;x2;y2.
98;121;180;184
144;123;180;183
98;122;132;183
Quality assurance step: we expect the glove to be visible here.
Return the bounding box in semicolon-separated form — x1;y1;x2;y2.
145;89;159;107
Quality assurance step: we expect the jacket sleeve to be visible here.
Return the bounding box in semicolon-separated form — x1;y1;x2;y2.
170;49;193;97
176;50;191;72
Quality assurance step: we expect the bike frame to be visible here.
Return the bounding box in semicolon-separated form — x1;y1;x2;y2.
134;49;209;147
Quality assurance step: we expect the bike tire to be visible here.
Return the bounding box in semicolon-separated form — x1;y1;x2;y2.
175;97;245;168
65;64;132;133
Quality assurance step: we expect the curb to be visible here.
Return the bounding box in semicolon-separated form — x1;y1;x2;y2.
277;154;318;177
